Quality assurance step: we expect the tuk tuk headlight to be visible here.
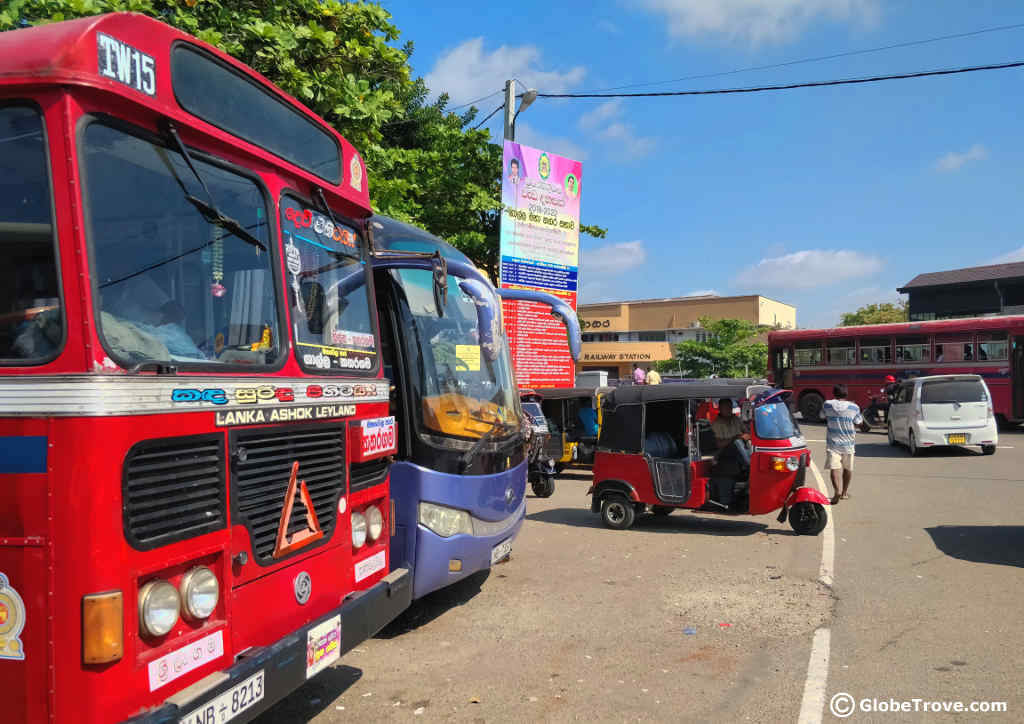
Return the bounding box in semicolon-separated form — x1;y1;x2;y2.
786;456;800;472
365;504;384;541
138;580;180;637
419;502;473;538
180;566;219;621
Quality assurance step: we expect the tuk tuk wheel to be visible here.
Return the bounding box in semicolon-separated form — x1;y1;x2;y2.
531;476;555;498
600;495;636;530
651;506;674;517
789;501;827;536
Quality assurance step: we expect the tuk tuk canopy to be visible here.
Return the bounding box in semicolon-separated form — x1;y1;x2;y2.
600;381;759;408
533;387;598;400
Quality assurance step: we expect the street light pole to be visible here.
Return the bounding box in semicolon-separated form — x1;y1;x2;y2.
503;79;516;141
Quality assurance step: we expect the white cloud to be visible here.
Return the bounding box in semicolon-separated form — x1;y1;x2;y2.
579;101;623;130
581;240;647;276
683;289;720;297
934;144;989;172
576;101;656;159
425;37;586;106
989;245;1024;264
736;249;882;290
514;121;588;162
634;0;879;46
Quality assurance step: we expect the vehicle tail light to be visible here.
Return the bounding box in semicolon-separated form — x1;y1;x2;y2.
82;590;123;664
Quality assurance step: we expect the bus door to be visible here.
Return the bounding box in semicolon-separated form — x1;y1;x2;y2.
773;346;794;388
1014;336;1024;420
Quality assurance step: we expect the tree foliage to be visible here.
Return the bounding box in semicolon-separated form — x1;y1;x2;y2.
839;301;907;326
1;0;606;275
657;318;768;378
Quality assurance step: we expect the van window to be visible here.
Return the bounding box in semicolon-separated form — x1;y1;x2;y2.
921;380;986;404
0;105;62;363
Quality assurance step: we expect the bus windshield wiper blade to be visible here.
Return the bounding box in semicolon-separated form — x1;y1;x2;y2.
161;119;267;252
184;194;267;251
459;420;517;472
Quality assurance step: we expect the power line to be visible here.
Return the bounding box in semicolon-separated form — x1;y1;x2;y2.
472;103;505;129
535;60;1024;100
448;89;504;112
572;21;1024;94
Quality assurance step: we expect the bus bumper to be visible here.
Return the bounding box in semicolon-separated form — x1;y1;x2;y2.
121;566;412;724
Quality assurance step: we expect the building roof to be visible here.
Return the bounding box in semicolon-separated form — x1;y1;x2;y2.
898;261;1024;291
578;293;793;310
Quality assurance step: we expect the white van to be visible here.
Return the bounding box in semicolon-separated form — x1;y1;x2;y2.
888;375;997;456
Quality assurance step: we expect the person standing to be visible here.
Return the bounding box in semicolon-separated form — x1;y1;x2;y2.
632;363;645;385
823;383;870;504
645;366;662;385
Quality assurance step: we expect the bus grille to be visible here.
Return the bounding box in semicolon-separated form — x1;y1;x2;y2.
123;434;226;550
230;424;345;564
349;457;388;493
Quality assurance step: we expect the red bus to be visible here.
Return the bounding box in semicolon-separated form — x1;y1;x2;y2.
1;13;410;724
768;316;1024;424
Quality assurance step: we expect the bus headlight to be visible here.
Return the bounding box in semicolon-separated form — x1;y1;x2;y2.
365;505;384;541
138;580;180;637
180;566;219;621
351;511;368;548
418;502;472;538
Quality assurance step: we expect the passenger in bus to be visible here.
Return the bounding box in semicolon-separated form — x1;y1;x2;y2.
101;272;204;361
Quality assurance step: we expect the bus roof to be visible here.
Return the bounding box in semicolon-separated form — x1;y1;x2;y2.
0;12;371;213
767;315;1024;342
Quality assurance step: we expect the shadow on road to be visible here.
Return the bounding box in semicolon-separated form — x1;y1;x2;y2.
856;442;981;459
526;506;771;536
375;569;490;638
253;665;362;723
925;525;1024;568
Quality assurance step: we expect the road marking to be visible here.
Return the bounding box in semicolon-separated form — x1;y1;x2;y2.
796;460;836;724
797;628;832;724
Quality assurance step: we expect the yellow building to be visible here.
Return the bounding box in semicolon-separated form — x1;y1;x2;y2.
577;294;796;380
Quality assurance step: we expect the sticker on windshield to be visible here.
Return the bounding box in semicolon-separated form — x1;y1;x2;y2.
455;344;481;371
330;329;375;350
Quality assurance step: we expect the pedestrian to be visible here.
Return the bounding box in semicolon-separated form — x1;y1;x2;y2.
645;366;662;385
823;383;870;504
632;363;645;385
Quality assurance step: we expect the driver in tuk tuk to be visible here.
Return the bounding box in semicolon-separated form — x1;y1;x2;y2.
710;397;751;504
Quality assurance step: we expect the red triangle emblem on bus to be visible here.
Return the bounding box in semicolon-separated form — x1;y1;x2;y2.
273;461;324;558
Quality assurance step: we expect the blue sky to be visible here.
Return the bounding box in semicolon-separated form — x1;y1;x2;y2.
379;0;1024;328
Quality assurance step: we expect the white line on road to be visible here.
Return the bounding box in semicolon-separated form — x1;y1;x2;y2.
797;628;832;724
796;460;836;724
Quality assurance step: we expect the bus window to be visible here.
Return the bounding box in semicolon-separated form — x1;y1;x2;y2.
280;195;377;374
827;339;855;365
0;105;62;362
977;332;1008;361
895;336;929;363
794;341;822;367
83;122;278;367
935;334;973;363
859;337;892;364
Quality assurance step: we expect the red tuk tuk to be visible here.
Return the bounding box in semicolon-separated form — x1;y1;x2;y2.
588;381;829;535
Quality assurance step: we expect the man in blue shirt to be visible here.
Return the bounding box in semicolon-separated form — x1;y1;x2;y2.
823;384;870;504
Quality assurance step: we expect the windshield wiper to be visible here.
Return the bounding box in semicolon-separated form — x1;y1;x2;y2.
126;359;179;375
459;419;518;472
161;120;267;252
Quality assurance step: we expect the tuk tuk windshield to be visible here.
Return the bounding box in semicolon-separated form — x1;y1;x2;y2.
754;401;800;440
393;268;519;444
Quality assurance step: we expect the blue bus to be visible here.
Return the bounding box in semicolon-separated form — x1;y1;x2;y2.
369;216;580;599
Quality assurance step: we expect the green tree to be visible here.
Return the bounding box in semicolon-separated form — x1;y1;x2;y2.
839;301;907;326
1;1;606;277
657;318;768;378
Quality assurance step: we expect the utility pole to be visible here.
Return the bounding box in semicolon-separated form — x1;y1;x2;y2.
503;79;516;141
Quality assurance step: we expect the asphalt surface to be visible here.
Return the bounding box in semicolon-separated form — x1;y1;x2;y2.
257;426;1023;723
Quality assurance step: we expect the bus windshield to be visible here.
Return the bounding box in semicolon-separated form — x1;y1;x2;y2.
83;122;279;367
393;268;518;443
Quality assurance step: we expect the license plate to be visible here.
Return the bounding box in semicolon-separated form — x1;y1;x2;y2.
491;539;512;565
947;434;967;444
180;670;264;724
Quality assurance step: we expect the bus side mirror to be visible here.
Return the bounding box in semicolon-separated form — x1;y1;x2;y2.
495;288;581;361
456;278;502;362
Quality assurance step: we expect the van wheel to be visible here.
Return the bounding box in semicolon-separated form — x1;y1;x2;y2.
887;422;897;446
600;495;636;530
651;506;674;517
908;430;920;457
799;393;824;423
789;502;827;535
531;476;555;498
982;444;996;456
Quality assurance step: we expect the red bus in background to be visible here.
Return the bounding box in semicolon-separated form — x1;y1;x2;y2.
768;316;1024;424
1;13;410;723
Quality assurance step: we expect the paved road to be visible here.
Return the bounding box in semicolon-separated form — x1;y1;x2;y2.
257;427;1023;723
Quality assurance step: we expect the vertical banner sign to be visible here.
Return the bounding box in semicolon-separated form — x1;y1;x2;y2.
499;141;581;388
